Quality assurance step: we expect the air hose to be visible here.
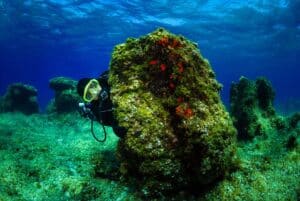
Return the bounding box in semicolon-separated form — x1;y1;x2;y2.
91;119;107;142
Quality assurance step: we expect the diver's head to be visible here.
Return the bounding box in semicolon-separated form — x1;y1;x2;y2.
77;78;102;102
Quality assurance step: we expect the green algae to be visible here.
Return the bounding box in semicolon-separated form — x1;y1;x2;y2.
0;112;137;201
0;109;298;200
201;130;300;201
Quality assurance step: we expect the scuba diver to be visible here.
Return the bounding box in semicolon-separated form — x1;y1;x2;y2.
76;70;126;142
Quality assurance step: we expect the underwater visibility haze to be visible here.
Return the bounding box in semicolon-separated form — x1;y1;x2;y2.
1;0;300;110
0;0;299;200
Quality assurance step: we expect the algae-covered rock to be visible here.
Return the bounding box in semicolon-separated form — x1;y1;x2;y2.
109;28;237;195
47;77;81;113
230;77;282;139
230;76;300;140
0;83;39;115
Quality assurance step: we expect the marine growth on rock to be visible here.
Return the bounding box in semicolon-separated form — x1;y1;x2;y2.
0;83;39;115
108;28;237;195
47;77;81;113
230;77;277;139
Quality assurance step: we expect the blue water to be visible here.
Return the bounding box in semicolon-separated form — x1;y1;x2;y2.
1;0;299;111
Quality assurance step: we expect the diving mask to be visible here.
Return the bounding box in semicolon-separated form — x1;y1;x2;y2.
83;79;102;102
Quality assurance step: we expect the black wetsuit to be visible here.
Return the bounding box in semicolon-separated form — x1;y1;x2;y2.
89;71;126;138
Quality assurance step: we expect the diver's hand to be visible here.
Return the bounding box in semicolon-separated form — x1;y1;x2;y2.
78;102;89;115
78;102;95;120
99;90;108;101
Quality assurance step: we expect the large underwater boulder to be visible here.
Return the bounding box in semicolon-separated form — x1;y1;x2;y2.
0;83;39;115
108;28;237;195
47;77;81;113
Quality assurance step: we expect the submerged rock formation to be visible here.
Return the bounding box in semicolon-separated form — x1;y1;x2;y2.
0;83;39;115
109;28;237;195
230;77;276;139
47;77;81;113
230;76;299;141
